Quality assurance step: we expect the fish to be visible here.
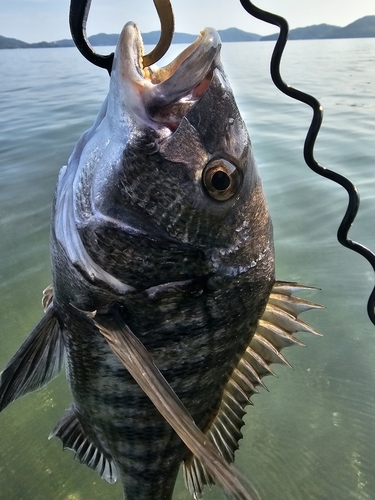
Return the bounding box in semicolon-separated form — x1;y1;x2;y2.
0;21;321;500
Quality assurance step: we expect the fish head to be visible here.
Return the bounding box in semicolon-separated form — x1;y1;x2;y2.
103;23;271;252
54;22;274;294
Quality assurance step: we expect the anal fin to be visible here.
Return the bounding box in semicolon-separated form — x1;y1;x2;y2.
0;303;64;412
183;281;322;499
50;405;118;484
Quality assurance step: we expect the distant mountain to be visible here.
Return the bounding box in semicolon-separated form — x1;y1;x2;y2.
55;28;259;47
0;35;29;49
0;28;259;49
261;24;338;41
217;28;260;42
50;39;75;48
87;33;119;46
326;15;375;38
171;32;197;43
88;31;198;46
261;15;375;41
1;15;374;49
0;34;74;49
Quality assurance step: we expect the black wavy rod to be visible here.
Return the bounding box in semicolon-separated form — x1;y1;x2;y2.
239;0;375;325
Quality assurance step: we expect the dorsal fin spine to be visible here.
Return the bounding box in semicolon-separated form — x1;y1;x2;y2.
183;281;322;499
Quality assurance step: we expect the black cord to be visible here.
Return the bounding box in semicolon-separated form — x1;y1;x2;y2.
239;0;375;325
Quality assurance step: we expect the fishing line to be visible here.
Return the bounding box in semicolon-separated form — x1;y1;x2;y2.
239;0;375;325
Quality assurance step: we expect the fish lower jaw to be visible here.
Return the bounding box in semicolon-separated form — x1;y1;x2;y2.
113;24;221;129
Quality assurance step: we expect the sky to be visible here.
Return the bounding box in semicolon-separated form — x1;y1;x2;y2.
1;0;374;43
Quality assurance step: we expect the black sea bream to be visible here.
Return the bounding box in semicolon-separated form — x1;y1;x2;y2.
0;22;321;500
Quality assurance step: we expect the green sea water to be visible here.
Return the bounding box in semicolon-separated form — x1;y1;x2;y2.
0;36;374;500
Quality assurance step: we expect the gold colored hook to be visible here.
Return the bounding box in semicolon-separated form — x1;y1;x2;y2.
143;0;175;67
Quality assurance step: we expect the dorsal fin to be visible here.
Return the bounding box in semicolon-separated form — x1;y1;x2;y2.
0;302;64;412
183;281;323;499
50;404;118;484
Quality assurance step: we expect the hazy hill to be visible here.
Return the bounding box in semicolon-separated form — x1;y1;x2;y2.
0;34;74;48
217;28;260;42
1;15;374;49
89;31;197;46
87;33;119;46
261;15;375;41
261;23;338;41
0;28;258;49
60;28;259;47
0;34;30;49
327;15;375;38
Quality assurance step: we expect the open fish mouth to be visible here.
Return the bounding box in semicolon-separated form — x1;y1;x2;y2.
111;23;222;129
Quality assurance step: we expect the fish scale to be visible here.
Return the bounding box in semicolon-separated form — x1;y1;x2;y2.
0;22;321;500
61;308;235;498
53;244;270;498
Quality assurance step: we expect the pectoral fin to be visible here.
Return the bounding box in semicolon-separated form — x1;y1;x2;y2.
92;311;261;500
0;302;64;412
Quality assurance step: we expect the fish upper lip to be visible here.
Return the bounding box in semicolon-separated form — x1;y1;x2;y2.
111;22;222;125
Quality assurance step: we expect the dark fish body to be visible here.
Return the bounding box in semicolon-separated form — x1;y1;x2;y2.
50;22;274;498
0;21;320;500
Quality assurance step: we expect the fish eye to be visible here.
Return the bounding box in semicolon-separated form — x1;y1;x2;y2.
202;159;241;201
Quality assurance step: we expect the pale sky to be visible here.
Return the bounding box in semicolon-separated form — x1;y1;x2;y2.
1;0;374;43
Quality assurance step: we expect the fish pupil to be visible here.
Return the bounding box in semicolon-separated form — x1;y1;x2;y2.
212;171;230;191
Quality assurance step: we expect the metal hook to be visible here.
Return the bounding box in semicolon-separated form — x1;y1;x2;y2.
143;0;174;67
69;0;175;75
69;0;114;74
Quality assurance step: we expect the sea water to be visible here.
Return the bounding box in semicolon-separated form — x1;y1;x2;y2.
0;37;374;500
